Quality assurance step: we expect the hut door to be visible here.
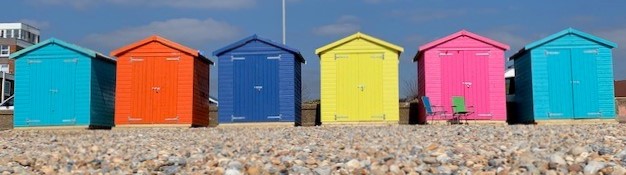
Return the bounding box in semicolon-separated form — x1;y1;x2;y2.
153;56;180;123
232;55;252;121
359;53;384;121
463;51;491;119
232;54;280;122
546;49;575;118
571;48;600;118
129;57;154;123
50;58;78;125
27;59;51;126
439;50;464;117
256;54;280;121
335;53;359;121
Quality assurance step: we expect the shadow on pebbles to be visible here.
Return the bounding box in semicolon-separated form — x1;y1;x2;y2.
1;124;626;174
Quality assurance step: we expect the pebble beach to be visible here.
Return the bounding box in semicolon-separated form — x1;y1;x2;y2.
1;124;626;175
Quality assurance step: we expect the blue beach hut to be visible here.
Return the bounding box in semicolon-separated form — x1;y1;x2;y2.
10;38;116;128
510;28;617;123
213;35;305;124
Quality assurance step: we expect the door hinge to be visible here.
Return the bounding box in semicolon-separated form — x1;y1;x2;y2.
165;116;179;122
231;115;245;121
587;112;602;116
267;114;282;119
334;114;348;120
547;113;563;118
166;57;180;61
583;49;599;55
371;54;384;59
63;58;78;63
128;116;142;121
62;118;76;124
334;54;348;60
371;114;386;120
439;52;453;56
267;55;281;60
571;80;580;84
130;57;144;62
475;52;490;56
49;89;58;93
545;51;560;55
26;118;41;125
28;60;42;64
231;56;245;61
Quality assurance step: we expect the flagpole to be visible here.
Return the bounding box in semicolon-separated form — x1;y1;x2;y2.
282;0;286;45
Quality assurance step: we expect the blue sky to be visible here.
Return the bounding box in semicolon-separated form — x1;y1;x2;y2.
4;0;626;100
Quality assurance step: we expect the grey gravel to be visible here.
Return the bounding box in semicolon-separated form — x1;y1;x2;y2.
1;124;626;174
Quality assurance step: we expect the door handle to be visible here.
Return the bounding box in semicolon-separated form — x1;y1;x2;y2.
152;87;161;92
254;86;263;91
462;82;472;88
357;85;365;91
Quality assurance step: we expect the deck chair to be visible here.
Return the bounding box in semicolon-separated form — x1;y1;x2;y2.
451;96;474;124
421;96;447;124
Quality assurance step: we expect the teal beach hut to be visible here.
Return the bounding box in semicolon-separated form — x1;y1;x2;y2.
509;28;617;123
10;38;116;128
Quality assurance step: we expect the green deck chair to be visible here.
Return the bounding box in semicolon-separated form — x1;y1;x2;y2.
451;96;474;124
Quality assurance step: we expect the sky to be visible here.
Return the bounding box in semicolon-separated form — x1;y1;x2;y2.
3;0;626;100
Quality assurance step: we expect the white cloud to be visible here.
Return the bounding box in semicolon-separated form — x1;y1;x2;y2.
313;15;361;36
25;0;256;9
84;18;241;51
18;19;50;29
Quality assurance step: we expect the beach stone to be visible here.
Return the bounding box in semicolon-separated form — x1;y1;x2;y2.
584;161;605;175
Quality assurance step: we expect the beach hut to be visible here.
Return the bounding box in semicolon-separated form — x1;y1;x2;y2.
214;35;305;124
316;32;404;123
510;28;617;123
112;35;213;126
11;38;116;128
414;30;510;122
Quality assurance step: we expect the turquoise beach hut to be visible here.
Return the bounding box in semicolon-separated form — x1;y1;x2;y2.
10;38;116;128
509;28;617;123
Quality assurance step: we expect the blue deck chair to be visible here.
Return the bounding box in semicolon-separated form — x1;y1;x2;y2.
421;96;447;124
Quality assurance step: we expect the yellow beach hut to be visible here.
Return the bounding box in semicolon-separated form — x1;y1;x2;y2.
316;32;404;123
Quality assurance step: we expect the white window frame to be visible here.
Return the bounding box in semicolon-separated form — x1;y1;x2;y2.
0;45;10;57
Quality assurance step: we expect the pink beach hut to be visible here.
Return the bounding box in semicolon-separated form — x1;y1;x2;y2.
414;30;510;122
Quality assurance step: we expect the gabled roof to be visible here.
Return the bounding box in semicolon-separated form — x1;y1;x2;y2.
111;35;213;64
213;35;305;63
9;38;115;62
414;30;510;61
510;28;618;60
315;32;404;56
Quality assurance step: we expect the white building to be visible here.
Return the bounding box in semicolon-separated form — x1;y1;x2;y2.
0;23;40;108
0;23;40;47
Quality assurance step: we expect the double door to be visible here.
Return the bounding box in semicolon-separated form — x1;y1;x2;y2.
546;48;600;118
232;54;280;122
27;58;77;126
440;50;491;119
129;56;179;123
335;53;384;121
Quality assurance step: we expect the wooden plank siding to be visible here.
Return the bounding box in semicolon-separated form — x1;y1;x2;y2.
317;33;403;123
113;36;211;126
511;29;617;123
